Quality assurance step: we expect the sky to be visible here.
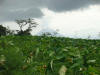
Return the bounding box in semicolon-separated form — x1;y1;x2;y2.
0;0;100;39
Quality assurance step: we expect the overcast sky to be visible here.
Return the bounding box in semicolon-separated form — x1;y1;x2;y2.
0;0;100;39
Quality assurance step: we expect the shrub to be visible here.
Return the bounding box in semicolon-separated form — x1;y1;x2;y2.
0;25;8;36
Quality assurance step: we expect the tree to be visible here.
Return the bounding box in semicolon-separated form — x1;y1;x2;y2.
0;25;8;36
16;18;38;35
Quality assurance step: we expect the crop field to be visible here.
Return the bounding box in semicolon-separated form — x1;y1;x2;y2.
0;36;100;75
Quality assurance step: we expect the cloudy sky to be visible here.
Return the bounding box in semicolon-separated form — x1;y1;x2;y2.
0;0;100;39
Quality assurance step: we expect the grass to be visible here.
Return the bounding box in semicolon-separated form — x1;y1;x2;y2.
0;35;100;75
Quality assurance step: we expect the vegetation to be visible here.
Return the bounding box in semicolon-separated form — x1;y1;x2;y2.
0;35;100;75
0;25;9;36
0;18;100;75
16;18;38;36
0;18;38;37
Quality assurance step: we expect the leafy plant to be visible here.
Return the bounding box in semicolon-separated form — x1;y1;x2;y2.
0;36;100;75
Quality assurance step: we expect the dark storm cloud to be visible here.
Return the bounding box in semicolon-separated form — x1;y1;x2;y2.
0;0;4;4
0;0;44;22
0;0;100;22
0;0;5;6
0;7;43;22
45;0;100;12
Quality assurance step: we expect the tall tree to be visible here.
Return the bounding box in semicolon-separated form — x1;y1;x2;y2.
16;18;38;35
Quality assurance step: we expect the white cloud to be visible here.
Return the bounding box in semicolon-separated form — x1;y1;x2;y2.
40;5;100;39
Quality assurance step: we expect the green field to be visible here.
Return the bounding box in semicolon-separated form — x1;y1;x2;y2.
0;36;100;75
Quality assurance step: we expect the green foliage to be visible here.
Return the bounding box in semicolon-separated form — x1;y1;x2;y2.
0;25;14;36
16;18;38;36
0;25;8;36
0;36;100;75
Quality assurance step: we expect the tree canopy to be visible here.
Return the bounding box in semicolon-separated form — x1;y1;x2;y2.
16;18;38;35
0;25;8;36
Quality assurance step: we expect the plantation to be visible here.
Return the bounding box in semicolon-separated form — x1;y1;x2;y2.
0;36;100;75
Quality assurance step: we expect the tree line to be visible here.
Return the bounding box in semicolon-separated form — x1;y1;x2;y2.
0;18;38;36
